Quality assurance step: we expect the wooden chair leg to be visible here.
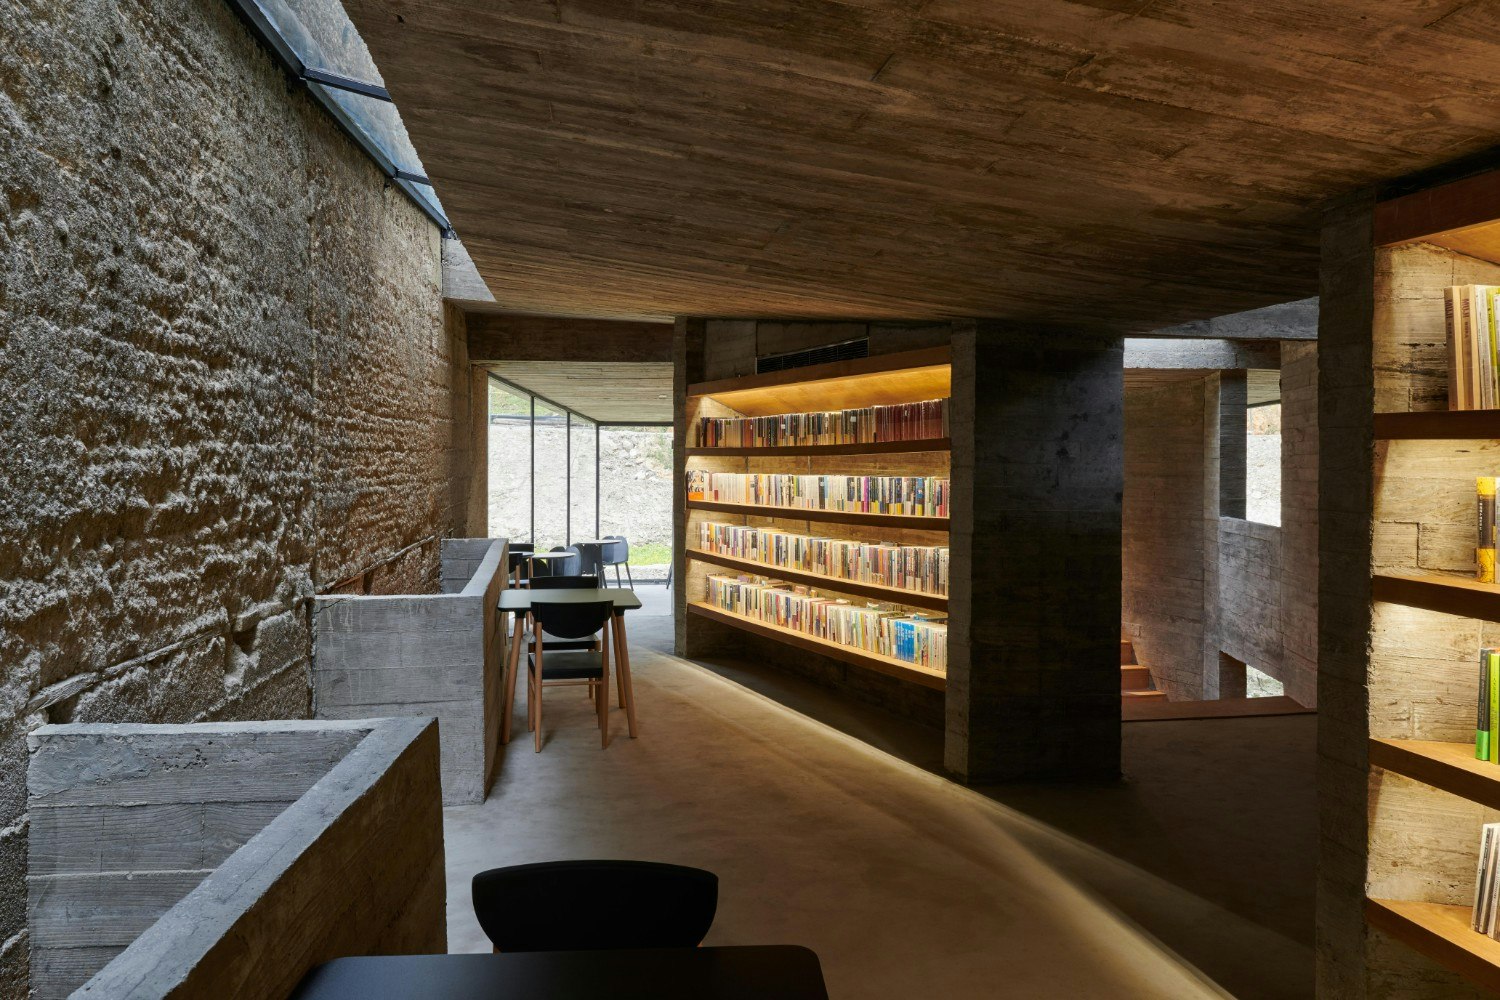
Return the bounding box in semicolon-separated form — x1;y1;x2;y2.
599;626;610;748
533;632;544;753
614;615;638;739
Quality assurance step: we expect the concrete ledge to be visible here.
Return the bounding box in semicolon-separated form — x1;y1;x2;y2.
312;538;508;804
27;718;445;999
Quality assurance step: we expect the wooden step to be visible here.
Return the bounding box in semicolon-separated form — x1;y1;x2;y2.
1122;689;1167;700
1119;639;1136;666
1120;664;1151;691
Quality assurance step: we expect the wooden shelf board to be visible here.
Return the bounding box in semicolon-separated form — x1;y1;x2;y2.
686;601;946;690
1370;738;1500;810
1372;573;1500;621
1366;898;1500;994
687;499;948;531
1377;173;1500;265
1375;410;1500;440
687;347;950;417
685;438;950;458
685;548;948;611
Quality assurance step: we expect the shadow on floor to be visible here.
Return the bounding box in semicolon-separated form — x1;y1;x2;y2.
691;643;1316;1000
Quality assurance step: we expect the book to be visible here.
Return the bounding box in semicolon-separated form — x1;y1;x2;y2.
1444;285;1500;409
695;398;950;449
1490;649;1499;765
1477;823;1499;932
1481;648;1493;762
691;473;950;518
1481;477;1497;584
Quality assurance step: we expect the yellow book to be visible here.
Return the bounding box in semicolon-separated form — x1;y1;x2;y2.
1481;477;1498;583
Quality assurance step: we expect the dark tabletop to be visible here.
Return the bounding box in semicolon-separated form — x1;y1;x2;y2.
498;587;642;612
289;946;828;1000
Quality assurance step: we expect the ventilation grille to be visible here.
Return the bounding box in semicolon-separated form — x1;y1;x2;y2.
756;338;869;375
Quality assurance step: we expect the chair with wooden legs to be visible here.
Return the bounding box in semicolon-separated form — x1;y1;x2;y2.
527;599;616;752
528;575;605;703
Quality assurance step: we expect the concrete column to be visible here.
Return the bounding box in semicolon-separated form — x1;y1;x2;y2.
945;320;1123;782
1315;193;1376;1000
1218;370;1248;519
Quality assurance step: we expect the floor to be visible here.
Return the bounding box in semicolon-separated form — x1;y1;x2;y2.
446;588;1315;999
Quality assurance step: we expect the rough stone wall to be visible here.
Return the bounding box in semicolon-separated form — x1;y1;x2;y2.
0;0;472;989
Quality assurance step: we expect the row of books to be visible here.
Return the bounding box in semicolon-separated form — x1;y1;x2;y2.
1475;823;1500;936
696;398;949;448
696;522;949;597
1446;285;1500;410
1479;648;1499;762
686;472;950;518
704;574;948;672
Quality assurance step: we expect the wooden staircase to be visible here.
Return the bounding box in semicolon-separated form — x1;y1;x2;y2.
1120;637;1166;701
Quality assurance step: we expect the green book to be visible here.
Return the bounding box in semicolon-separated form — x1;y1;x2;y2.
1483;649;1494;761
1489;650;1499;764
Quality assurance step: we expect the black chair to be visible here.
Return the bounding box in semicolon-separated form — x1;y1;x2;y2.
534;545;582;579
528;576;602;653
601;535;633;588
529;599;615;751
507;543;535;588
472;861;718;952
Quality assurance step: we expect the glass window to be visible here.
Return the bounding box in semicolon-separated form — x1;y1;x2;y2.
599;425;673;582
569;415;598;543
533;400;569;551
487;381;531;543
1246;401;1281;527
310;82;428;179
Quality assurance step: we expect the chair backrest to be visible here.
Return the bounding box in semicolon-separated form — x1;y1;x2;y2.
529;575;600;590
472;861;718;952
530;599;612;640
603;535;628;563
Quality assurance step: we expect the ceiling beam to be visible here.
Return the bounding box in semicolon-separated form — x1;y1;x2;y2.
467;313;673;364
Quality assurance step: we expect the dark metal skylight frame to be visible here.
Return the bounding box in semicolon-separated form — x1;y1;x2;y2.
225;0;452;235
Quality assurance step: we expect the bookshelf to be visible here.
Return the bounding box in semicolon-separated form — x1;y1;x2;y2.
677;346;953;694
1347;173;1500;995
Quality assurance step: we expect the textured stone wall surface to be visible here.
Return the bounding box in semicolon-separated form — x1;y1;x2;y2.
0;0;469;989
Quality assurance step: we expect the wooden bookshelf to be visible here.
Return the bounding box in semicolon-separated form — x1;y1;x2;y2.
1375;410;1500;440
1349;176;1500;994
685;547;948;612
684;438;950;458
1366;899;1500;994
686;601;946;690
1372;573;1500;622
679;346;953;697
686;499;948;531
1370;739;1500;811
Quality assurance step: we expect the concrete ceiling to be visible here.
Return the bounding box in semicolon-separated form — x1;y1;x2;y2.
489;361;674;422
347;1;1500;330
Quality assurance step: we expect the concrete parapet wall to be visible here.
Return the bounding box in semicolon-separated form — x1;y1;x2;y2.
312;539;508;804
27;718;445;999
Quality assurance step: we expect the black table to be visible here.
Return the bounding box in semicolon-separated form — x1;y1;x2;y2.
290;946;828;999
497;588;644;743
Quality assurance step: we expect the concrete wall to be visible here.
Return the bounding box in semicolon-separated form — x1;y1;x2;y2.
313;540;508;805
27;719;444;999
0;0;480;987
1122;348;1319;706
1121;378;1210;699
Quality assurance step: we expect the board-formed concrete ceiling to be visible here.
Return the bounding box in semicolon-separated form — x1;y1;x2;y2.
489;361;674;423
346;1;1500;330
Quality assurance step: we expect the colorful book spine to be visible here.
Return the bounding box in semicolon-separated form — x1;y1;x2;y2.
1482;477;1497;584
695;398;950;449
1482;648;1494;762
1490;649;1499;765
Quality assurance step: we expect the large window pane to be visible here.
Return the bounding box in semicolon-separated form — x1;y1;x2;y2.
487;381;531;543
533;400;569;551
569;415;598;543
599;425;672;582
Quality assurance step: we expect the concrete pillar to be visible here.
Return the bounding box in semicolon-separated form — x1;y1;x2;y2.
1218;370;1248;519
945;321;1123;782
1315;193;1377;1000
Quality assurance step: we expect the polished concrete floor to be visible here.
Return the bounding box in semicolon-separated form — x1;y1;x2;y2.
446;588;1314;999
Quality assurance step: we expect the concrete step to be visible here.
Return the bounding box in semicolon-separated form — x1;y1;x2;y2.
1121;689;1167;701
1120;664;1151;690
1119;638;1135;666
